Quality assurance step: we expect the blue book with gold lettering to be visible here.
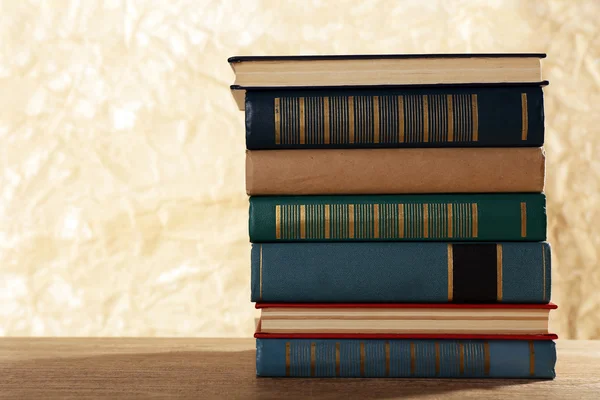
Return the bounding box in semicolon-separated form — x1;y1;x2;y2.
244;84;545;149
251;242;551;303
255;339;556;378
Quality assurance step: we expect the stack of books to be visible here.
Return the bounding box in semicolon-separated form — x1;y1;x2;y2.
229;54;557;379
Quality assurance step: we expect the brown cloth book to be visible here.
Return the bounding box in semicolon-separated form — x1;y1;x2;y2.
246;148;545;195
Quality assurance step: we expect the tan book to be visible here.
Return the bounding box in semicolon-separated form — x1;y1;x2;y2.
257;304;556;336
246;147;545;195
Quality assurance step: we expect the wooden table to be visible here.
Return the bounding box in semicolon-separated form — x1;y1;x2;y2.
0;339;598;399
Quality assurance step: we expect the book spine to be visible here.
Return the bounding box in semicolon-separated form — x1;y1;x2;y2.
250;242;551;303
256;339;556;378
246;86;544;149
249;194;546;242
245;148;545;195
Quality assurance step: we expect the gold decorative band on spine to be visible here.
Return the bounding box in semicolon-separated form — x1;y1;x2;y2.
398;204;404;239
299;97;306;144
385;341;390;376
323;97;330;145
300;205;306;239
360;342;365;376
529;341;535;376
521;93;528;140
447;244;454;301
542;244;546;302
274;98;281;145
373;96;380;144
521;202;527;238
275;205;281;240
459;343;465;375
285;342;291;376
398;95;405;143
423;95;429;142
472;203;478;238
310;342;316;376
497;244;503;301
471;94;479;141
348;204;355;239
348;96;355;144
484;341;490;376
335;342;341;376
423;203;429;238
324;204;330;239
447;204;453;238
435;342;440;375
373;204;380;239
447;95;454;142
410;342;416;375
259;244;263;301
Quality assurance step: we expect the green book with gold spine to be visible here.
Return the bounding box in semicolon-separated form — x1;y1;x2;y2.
249;194;546;242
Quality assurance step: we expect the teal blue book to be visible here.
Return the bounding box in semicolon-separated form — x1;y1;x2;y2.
244;84;545;149
251;242;551;303
249;193;546;242
256;339;556;379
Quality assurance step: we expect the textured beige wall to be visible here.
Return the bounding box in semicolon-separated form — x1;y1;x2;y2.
0;0;598;338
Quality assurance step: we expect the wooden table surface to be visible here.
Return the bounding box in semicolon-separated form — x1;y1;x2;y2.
0;339;598;399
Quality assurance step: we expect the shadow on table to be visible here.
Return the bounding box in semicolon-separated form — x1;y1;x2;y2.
1;348;540;399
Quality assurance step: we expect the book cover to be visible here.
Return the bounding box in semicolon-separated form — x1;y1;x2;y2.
256;338;556;378
249;193;546;242
251;242;551;303
245;85;544;149
246;147;545;195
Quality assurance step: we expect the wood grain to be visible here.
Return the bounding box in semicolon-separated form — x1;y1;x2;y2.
0;339;598;399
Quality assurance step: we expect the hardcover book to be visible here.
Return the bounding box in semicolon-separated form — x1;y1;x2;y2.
249;193;546;242
255;338;557;378
251;242;551;303
246;147;545;195
244;84;545;149
255;303;556;336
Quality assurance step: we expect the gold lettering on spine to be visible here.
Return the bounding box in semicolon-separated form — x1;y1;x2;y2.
335;342;341;376
360;342;365;376
398;96;405;143
529;341;535;376
521;202;527;238
348;96;355;144
348;204;355;239
447;244;454;301
300;205;306;239
542;244;546;302
410;342;416;375
310;342;316;377
497;244;503;301
385;341;390;376
472;203;478;238
447;95;454;142
459;343;465;375
299;97;306;144
373;96;380;144
285;342;291;376
274;98;281;145
471;94;478;141
373;204;380;239
447;204;453;238
275;205;281;240
324;204;330;239
435;342;440;375
423;204;429;238
259;245;263;301
423;95;429;142
522;93;528;140
484;341;490;376
323;97;330;145
398;204;404;239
